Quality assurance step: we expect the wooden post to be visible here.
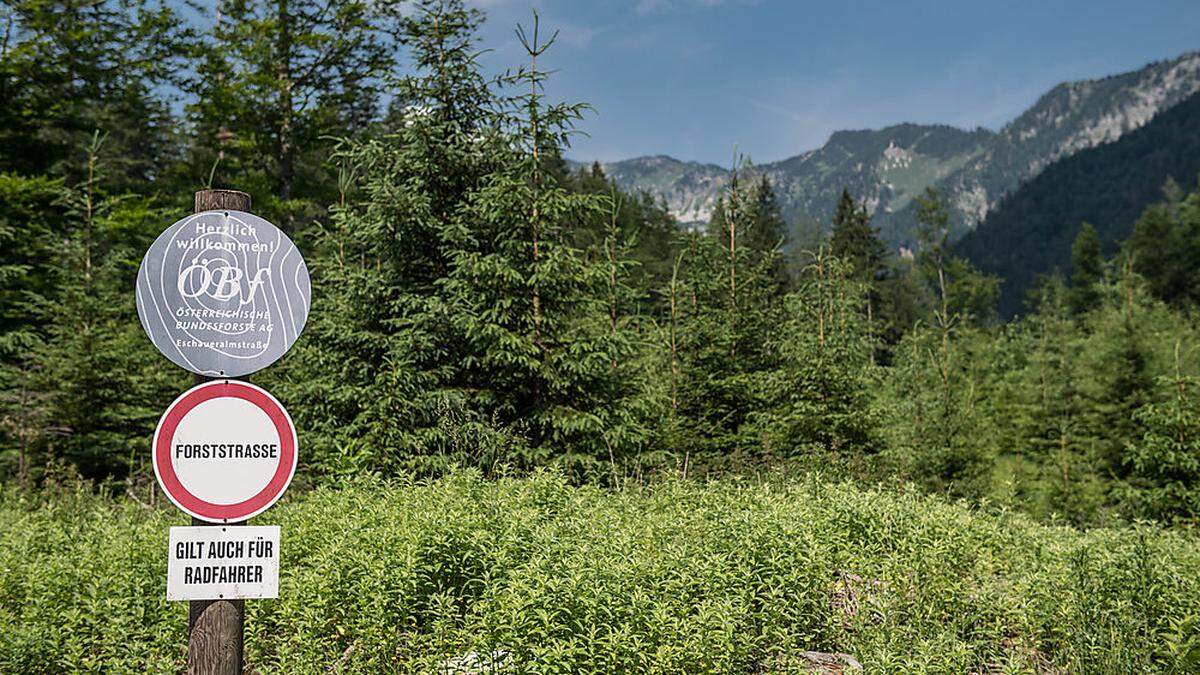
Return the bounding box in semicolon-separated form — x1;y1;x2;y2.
195;189;252;214
187;189;251;675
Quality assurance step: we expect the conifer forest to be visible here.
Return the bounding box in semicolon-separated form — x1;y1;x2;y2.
4;1;1200;672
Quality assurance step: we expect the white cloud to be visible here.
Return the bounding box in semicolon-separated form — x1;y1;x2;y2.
551;20;603;49
636;0;753;16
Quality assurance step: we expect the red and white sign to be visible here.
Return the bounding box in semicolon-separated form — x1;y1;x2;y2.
153;380;297;523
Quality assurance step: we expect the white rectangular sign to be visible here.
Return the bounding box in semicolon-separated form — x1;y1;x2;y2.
167;525;280;601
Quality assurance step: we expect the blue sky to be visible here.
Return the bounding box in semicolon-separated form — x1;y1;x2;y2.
469;0;1200;166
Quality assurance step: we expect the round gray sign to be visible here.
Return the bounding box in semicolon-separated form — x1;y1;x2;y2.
136;210;311;377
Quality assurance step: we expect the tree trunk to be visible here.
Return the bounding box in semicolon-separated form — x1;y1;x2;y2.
275;0;295;226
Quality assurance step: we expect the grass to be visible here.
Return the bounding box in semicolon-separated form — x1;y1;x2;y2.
2;470;1199;673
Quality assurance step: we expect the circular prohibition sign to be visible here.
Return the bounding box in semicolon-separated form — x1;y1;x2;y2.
153;380;297;523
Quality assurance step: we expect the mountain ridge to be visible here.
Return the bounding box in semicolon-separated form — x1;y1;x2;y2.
577;51;1200;246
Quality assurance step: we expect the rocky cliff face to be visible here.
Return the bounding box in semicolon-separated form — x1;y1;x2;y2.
925;51;1200;236
600;155;728;226
589;51;1200;246
759;124;994;239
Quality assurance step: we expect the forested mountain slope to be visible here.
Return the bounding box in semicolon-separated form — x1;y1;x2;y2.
957;90;1200;317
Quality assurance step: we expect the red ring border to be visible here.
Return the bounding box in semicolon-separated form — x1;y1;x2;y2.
153;380;296;522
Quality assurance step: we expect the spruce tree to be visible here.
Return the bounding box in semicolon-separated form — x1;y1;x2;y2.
0;0;188;191
914;188;998;323
1008;277;1102;522
829;188;885;285
751;243;878;464
564;163;679;297
709;174;787;264
829;187;890;357
1127;343;1200;523
670;166;784;468
269;0;501;474
0;174;61;481
442;12;649;475
183;0;402;228
880;189;998;495
744;176;790;289
30;134;184;480
1068;222;1103;316
743;176;787;253
1077;259;1155;492
880;320;994;497
1127;181;1200;307
873;256;926;356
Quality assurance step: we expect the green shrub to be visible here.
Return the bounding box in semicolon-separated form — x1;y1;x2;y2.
2;472;1199;672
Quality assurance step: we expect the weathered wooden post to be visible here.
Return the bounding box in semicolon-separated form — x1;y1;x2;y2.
194;188;252;215
187;188;251;675
186;532;244;672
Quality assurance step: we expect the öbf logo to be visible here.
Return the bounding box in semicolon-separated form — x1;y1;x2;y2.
177;259;272;304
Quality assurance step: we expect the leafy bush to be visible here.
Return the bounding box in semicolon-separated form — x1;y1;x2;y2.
2;472;1199;672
